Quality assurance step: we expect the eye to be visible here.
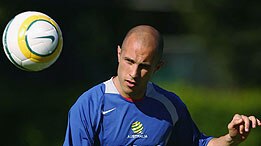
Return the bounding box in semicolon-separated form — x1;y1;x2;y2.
125;58;134;65
140;64;151;70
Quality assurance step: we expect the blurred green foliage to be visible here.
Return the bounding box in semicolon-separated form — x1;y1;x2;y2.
158;81;261;146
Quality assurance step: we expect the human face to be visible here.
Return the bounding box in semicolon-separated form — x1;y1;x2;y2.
114;42;161;100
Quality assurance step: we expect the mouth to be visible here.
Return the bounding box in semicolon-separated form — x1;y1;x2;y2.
125;79;137;88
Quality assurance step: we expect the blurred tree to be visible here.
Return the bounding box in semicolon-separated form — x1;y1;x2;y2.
173;0;261;87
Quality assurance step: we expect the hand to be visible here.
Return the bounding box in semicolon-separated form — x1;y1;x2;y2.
227;114;261;144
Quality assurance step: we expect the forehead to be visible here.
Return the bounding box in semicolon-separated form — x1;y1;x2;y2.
121;37;157;63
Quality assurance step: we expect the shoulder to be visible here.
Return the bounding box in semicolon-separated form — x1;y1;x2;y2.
66;80;109;133
77;82;105;104
69;80;108;113
71;78;119;110
146;82;189;124
147;82;192;119
146;82;187;109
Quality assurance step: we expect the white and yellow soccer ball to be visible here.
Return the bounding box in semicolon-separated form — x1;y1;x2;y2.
2;11;63;71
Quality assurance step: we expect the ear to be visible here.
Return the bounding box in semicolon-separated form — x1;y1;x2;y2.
117;45;122;62
153;60;164;73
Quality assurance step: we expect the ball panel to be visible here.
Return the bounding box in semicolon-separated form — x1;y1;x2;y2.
2;19;13;60
18;13;62;63
22;58;52;71
26;20;58;56
10;53;32;71
3;23;30;72
4;16;28;61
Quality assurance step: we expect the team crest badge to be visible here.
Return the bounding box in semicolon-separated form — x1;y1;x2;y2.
127;121;148;139
131;121;144;134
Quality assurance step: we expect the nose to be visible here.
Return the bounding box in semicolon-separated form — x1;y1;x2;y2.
129;64;139;79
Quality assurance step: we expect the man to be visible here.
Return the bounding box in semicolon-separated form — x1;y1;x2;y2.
63;25;261;146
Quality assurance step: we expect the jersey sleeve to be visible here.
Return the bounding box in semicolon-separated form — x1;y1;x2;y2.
167;103;213;146
63;88;103;146
150;83;213;146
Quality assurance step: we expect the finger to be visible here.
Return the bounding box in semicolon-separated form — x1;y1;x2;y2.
239;124;245;134
228;114;243;129
248;116;257;128
241;115;250;132
257;118;261;126
233;114;242;120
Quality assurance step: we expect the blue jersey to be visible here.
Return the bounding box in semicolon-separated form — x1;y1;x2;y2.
63;78;213;146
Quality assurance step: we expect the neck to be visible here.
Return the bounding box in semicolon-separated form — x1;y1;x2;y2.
112;76;146;100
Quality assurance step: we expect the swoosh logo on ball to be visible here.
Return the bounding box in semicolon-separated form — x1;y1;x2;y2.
35;35;55;43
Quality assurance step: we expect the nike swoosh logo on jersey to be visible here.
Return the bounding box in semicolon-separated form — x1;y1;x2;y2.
102;107;116;115
35;35;55;43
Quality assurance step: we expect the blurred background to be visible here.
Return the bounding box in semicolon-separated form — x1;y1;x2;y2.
0;0;260;145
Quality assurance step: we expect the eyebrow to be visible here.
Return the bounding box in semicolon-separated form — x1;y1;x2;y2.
124;56;152;67
124;57;135;63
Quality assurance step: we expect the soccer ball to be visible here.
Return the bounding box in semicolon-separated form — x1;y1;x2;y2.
2;11;63;71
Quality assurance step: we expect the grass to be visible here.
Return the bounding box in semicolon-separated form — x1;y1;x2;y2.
157;81;261;146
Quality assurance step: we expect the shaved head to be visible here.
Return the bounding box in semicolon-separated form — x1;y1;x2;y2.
121;25;164;63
